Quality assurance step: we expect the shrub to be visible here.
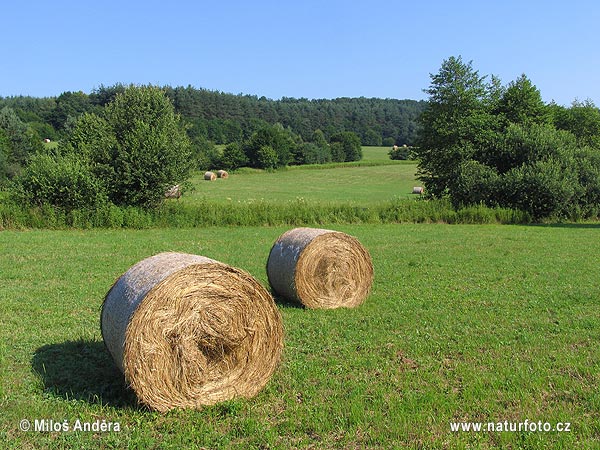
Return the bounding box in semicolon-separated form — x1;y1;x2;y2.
388;145;410;160
220;142;248;170
256;145;279;170
500;158;579;220
330;131;362;162
452;159;501;207
295;142;332;165
15;152;108;211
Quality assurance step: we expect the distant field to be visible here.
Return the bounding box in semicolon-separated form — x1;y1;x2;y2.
186;147;419;206
1;224;598;448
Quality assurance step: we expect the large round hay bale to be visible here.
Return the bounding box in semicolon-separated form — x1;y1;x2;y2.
267;228;373;309
204;171;216;181
216;170;229;179
101;252;283;412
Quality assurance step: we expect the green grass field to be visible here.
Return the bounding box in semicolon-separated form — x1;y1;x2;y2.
186;147;419;206
1;224;599;448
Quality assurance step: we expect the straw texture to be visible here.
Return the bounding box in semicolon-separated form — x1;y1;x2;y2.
267;228;373;309
101;252;283;412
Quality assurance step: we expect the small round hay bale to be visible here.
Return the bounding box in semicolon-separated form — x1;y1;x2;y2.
204;171;216;181
412;186;424;194
216;170;229;179
101;252;283;412
267;227;373;309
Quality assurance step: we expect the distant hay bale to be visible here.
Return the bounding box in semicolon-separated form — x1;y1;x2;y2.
101;252;284;412
204;171;216;181
164;184;181;199
216;170;229;179
412;186;424;194
267;228;373;309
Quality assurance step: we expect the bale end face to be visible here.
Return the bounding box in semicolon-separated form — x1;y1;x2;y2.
101;252;283;412
267;228;373;309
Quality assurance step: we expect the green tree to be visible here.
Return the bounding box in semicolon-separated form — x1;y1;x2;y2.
414;56;496;197
0;107;44;178
363;128;382;146
495;74;549;126
102;85;193;206
330;131;362;162
244;124;296;168
68;112;118;183
556;100;600;148
255;145;278;169
220;142;248;170
49;91;94;131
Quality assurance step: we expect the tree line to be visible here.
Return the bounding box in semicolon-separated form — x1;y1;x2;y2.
415;56;600;220
0;85;424;146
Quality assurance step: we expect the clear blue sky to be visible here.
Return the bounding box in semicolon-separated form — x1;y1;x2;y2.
2;0;598;106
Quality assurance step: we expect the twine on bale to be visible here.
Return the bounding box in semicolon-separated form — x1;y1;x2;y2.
267;228;373;309
101;252;283;412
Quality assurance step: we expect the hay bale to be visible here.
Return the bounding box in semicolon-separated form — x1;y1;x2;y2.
101;252;283;412
204;171;216;181
412;186;424;194
216;170;229;179
164;184;181;199
267;227;373;309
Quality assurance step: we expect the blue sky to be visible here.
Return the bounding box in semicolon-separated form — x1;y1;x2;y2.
2;1;598;105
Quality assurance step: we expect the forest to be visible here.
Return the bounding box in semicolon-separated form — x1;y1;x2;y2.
0;85;425;147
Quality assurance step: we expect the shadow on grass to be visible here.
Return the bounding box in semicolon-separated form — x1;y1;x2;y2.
530;222;600;229
271;291;304;309
32;339;138;409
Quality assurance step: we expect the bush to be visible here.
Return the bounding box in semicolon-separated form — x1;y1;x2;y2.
295;142;332;165
452;160;501;207
15;152;108;211
500;158;579;220
388;145;410;160
330;131;362;162
256;145;278;170
220;142;248;170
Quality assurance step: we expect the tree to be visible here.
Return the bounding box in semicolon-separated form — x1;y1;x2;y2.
329;131;362;162
49;91;94;131
495;74;549;126
414;56;497;197
255;145;278;170
0;107;44;178
554;100;600;148
220;142;248;170
102;85;193;206
244;124;297;168
60;85;194;208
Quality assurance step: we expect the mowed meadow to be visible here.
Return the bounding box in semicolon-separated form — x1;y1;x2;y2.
185;147;417;205
1;148;599;449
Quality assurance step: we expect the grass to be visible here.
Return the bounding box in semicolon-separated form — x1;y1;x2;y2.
186;163;418;206
1;224;599;448
188;147;418;206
